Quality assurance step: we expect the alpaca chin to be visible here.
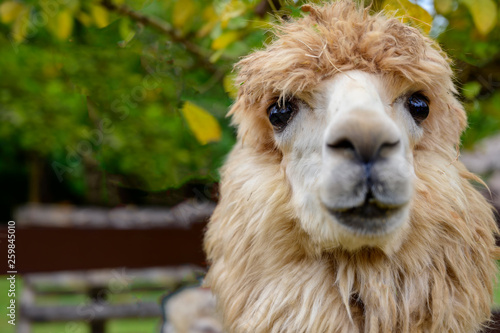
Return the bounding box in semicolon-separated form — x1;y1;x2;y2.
327;203;412;254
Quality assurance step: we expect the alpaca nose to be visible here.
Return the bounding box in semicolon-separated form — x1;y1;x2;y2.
326;112;401;165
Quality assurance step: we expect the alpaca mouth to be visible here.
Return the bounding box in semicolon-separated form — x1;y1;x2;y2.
327;195;407;234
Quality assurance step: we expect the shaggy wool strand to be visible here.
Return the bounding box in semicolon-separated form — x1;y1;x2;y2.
204;1;500;332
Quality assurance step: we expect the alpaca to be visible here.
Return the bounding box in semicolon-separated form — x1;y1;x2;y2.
204;1;500;332
163;287;222;333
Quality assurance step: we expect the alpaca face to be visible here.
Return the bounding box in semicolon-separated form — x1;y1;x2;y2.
274;70;426;252
228;1;472;255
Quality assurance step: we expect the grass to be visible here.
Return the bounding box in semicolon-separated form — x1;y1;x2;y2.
0;276;162;333
32;319;160;333
0;274;21;333
493;262;500;308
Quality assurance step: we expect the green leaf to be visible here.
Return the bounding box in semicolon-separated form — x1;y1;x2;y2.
462;81;481;100
119;19;135;44
180;101;222;145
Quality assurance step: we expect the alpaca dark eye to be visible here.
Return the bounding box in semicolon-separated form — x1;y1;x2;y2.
407;93;430;124
268;99;297;131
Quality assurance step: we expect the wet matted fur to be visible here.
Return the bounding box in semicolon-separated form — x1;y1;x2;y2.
204;1;500;332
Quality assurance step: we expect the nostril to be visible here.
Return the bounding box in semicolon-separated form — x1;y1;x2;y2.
381;140;400;150
378;139;401;158
327;137;401;163
328;138;355;151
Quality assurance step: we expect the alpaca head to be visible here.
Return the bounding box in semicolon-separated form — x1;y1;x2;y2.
229;1;463;254
206;1;498;331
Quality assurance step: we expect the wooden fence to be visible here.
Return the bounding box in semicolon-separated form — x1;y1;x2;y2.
11;200;214;333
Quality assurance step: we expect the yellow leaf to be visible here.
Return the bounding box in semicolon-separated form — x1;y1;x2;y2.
220;0;247;29
382;0;433;34
223;74;238;99
197;5;218;38
461;0;497;35
119;19;135;44
197;20;216;38
42;63;62;78
90;4;109;28
249;19;273;31
203;5;217;21
209;49;224;63
76;12;92;27
172;0;196;31
52;10;74;40
12;9;30;42
0;1;25;24
434;0;453;15
212;31;240;50
181;101;221;145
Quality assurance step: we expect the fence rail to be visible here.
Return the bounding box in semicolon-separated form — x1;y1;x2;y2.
14;201;213;333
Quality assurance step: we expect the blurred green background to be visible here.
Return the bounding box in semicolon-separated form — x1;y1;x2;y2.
0;0;499;217
1;0;500;332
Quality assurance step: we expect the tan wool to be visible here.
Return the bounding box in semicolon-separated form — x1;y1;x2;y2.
204;1;500;332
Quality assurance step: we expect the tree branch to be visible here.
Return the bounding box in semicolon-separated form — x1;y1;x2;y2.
99;0;220;75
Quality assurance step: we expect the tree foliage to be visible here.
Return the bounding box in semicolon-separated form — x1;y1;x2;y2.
0;0;499;206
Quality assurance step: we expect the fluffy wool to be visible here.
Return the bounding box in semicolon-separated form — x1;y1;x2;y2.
204;1;499;332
